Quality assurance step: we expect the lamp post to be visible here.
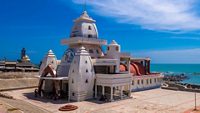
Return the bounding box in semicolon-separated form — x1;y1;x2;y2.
194;91;197;111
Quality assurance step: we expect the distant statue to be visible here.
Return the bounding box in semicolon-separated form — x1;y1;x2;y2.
21;48;26;60
20;48;31;62
4;57;6;61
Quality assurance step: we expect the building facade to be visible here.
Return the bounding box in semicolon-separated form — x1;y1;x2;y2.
38;11;163;102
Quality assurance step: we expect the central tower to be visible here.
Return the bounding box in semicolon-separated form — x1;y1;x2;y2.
61;11;107;58
58;11;108;77
70;11;98;39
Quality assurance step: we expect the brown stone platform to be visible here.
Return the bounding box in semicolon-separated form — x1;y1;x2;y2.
2;88;200;113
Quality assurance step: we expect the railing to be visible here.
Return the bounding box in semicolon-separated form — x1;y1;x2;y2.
61;37;107;45
132;73;164;78
92;59;118;66
120;52;131;58
96;73;132;85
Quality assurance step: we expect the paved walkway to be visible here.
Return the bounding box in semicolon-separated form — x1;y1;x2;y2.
0;97;50;113
2;88;200;113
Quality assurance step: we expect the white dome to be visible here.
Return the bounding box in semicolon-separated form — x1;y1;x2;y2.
70;11;98;39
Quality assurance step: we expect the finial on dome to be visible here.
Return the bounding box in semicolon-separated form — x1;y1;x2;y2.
47;49;55;56
80;46;86;50
76;46;88;55
110;40;118;45
81;10;90;18
48;50;53;53
74;7;95;22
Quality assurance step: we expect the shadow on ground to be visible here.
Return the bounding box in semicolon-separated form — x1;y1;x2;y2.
22;92;113;105
22;92;108;105
23;92;70;104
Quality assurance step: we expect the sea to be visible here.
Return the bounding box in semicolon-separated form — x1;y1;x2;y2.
151;64;200;85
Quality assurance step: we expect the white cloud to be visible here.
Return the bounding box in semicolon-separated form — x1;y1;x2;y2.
72;0;200;32
133;48;200;64
169;36;200;40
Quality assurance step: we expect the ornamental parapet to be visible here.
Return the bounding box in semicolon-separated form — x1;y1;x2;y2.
61;37;107;45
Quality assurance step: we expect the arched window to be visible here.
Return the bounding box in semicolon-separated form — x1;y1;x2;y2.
86;69;88;73
116;46;119;51
85;79;88;83
88;26;92;30
88;34;92;38
107;47;110;51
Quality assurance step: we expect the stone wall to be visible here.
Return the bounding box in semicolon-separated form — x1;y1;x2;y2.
0;78;39;91
0;72;39;79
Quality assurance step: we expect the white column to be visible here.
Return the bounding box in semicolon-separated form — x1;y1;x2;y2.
102;86;105;96
95;85;97;98
68;82;70;102
127;58;130;73
120;86;123;99
129;84;131;97
111;86;113;101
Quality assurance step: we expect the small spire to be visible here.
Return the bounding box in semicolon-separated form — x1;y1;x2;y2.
47;49;55;56
110;40;118;45
48;50;53;53
77;46;88;53
80;46;86;50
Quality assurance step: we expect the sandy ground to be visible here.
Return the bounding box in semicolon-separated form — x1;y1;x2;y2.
0;97;51;113
0;99;23;113
1;88;200;113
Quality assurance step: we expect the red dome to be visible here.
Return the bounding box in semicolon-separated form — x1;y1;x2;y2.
120;64;127;72
134;62;146;75
131;62;146;76
120;62;146;76
130;64;137;75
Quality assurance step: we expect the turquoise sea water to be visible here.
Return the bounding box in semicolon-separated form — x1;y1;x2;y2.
151;64;200;85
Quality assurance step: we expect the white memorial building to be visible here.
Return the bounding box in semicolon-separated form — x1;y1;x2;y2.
37;11;163;102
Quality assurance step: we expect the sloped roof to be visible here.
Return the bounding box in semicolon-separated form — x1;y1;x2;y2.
0;61;5;66
16;62;38;68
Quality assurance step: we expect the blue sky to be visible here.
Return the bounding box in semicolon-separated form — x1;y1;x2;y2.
1;0;200;64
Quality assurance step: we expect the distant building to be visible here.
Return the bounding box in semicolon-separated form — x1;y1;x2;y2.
38;11;164;102
0;48;39;72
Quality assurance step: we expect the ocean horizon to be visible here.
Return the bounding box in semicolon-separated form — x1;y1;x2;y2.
151;64;200;85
